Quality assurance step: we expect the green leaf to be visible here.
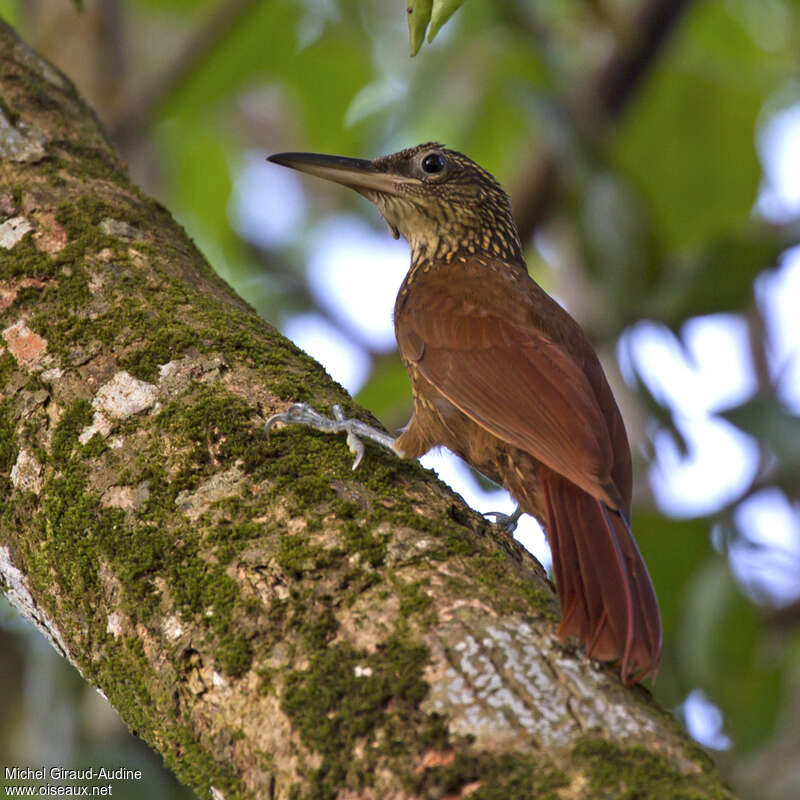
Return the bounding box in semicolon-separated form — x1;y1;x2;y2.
345;78;406;127
719;394;800;468
575;171;664;321
680;559;782;752
633;512;713;644
355;355;412;431
0;2;20;24
632;511;711;705
610;2;785;248
427;0;464;43
156;120;242;288
131;0;215;11
407;0;433;56
158;3;372;156
647;225;795;326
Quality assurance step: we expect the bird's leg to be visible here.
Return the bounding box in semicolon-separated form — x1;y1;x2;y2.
485;506;524;534
265;402;398;470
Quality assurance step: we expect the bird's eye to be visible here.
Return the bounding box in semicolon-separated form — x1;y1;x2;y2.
421;153;445;174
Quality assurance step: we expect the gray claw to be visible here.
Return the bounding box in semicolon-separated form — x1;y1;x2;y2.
265;402;396;470
486;507;524;534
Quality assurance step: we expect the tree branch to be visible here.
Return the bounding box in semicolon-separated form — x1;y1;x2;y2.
0;21;731;800
111;0;261;147
512;0;693;243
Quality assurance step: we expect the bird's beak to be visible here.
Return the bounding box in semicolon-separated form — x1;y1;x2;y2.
267;152;412;197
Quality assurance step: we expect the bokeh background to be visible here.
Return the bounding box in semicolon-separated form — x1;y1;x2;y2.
1;1;800;798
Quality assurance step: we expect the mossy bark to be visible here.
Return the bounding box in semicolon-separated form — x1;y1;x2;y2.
0;20;735;800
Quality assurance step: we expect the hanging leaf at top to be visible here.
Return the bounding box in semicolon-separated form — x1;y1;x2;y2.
407;0;433;56
407;0;465;56
428;0;464;43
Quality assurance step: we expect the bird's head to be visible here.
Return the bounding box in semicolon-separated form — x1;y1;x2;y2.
268;143;522;264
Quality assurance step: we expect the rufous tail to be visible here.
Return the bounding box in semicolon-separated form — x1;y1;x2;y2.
541;470;662;684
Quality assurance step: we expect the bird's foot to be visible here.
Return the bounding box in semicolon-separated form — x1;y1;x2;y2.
485;506;523;534
266;402;397;470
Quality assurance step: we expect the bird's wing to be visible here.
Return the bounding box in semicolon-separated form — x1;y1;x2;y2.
396;265;622;507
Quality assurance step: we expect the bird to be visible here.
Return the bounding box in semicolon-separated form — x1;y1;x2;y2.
265;143;662;684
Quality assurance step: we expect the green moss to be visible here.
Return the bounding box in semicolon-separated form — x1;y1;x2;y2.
81;434;109;459
35;398;259;680
397;578;434;620
256;666;275;696
55;195;120;240
50;398;93;464
12;283;48;310
572;737;733;799
0;233;45;279
415;752;568;800
0;346;19;385
0;96;20;125
158;385;257;464
119;324;198;382
341;521;387;569
92;636;155;730
282;635;430;799
27;82;62;114
472;551;556;618
160;723;246;800
57;141;128;183
276;533;343;579
205;517;264;564
33;464;125;612
296;596;338;652
0;400;16;493
21;415;48;463
155;386;285;513
216;633;253;678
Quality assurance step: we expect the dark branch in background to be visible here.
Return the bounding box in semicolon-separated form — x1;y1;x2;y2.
589;0;692;120
111;0;260;147
746;303;773;394
512;0;694;243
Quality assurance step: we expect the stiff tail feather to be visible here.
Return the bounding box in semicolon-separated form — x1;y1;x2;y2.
541;470;662;684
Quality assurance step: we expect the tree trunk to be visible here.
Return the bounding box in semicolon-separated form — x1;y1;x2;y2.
0;21;733;800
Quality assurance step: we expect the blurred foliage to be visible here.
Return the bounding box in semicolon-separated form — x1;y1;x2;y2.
2;1;800;798
721;394;800;474
681;556;783;753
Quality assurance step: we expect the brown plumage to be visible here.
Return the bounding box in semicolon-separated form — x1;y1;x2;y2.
267;143;662;683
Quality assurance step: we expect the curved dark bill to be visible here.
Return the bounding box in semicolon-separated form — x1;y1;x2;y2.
267;151;411;196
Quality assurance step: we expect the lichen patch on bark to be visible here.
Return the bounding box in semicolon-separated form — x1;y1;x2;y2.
175;464;246;520
101;481;150;510
12;38;66;88
10;446;43;493
92;371;158;419
420;603;710;782
0;110;46;162
78;411;113;444
0;215;33;248
33;212;68;254
99;217;146;242
2;318;47;368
